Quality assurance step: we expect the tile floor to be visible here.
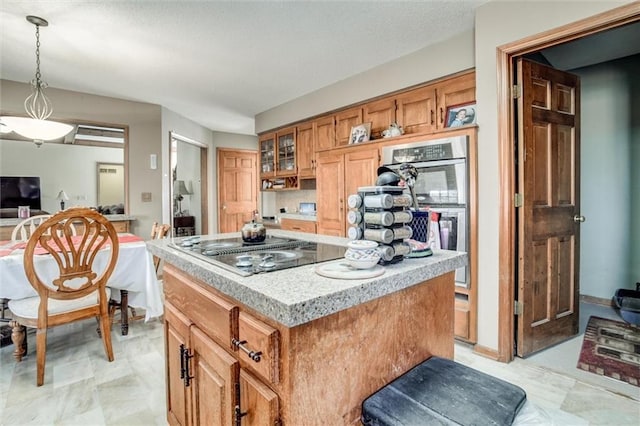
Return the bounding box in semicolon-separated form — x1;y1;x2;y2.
1;303;638;425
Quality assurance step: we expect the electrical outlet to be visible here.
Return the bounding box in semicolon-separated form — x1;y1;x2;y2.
141;192;152;202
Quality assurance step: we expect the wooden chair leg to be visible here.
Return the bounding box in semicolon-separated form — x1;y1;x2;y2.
99;315;114;362
36;328;47;386
120;290;129;336
10;320;26;362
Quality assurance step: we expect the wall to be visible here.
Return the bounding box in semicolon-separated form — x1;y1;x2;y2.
0;139;122;213
0;79;162;237
255;30;475;133
631;60;640;287
576;55;639;298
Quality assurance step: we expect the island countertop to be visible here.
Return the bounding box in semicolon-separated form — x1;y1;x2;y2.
146;230;467;328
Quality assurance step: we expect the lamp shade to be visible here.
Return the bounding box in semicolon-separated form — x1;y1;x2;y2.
174;180;191;197
0;116;73;141
56;190;69;201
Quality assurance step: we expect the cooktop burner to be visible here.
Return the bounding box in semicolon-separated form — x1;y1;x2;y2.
170;235;345;276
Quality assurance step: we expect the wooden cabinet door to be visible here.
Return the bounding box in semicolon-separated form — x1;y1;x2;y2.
314;115;335;152
239;369;279;426
165;302;193;426
435;72;476;128
364;96;396;140
316;151;345;236
258;133;276;178
395;85;437;135
296;122;314;178
276;127;297;176
335;107;363;147
344;147;379;234
190;327;239;426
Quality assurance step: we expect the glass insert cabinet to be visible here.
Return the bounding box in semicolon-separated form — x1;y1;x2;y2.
259;127;298;190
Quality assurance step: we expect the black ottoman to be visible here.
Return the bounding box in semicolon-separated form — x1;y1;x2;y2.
362;356;527;426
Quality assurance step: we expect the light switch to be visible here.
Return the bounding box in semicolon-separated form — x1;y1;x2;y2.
150;154;157;170
141;192;152;202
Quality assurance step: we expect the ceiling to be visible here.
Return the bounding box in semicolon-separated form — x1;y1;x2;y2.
0;1;487;135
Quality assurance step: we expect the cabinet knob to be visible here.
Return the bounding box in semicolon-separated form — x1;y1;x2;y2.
573;214;586;223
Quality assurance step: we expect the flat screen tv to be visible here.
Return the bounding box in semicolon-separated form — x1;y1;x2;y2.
0;176;42;210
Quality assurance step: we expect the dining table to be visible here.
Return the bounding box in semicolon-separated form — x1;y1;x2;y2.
0;233;164;339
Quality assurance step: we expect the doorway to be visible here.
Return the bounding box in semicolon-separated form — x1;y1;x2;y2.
169;132;208;236
496;5;640;361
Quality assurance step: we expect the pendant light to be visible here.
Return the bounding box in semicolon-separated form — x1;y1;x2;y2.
0;16;73;147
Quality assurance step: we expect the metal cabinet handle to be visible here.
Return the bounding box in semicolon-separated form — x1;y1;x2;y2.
573;215;586;223
234;383;248;426
232;338;262;362
180;344;194;386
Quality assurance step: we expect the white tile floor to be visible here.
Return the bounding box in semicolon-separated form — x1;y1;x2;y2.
1;303;638;425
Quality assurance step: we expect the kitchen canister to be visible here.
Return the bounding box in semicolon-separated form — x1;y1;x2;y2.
364;211;394;226
347;194;363;209
347;210;363;225
364;228;394;244
363;194;394;209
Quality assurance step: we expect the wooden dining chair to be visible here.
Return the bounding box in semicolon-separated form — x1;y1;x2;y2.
8;208;119;386
150;221;171;275
11;214;77;241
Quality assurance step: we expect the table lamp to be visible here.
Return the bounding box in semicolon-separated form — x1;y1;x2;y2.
57;190;69;210
173;180;192;216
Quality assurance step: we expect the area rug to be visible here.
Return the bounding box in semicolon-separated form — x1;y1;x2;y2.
577;316;640;387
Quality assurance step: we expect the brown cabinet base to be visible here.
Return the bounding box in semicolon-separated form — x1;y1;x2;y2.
162;264;455;425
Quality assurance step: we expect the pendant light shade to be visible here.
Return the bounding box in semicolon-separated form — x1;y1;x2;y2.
0;16;73;147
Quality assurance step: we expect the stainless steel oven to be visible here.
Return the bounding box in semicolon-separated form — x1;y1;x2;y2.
381;135;469;288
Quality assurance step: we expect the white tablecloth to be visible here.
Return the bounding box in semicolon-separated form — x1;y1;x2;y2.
0;235;163;321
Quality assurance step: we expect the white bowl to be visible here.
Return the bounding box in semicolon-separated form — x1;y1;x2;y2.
345;243;381;269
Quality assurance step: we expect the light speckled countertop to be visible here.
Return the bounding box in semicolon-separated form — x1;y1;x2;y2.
146;230;466;328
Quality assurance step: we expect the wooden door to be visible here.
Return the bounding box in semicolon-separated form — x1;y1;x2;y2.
165;303;192;426
218;149;258;234
296;122;315;178
435;72;476;129
335;107;363;147
395;85;437;135
314;115;335;151
190;327;239;426
316;152;345;236
364;96;396;140
238;369;279;426
516;59;581;357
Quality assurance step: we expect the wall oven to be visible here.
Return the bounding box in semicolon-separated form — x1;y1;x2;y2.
381;135;469;288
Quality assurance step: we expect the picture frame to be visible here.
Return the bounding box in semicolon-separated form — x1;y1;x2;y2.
445;103;477;128
348;122;372;144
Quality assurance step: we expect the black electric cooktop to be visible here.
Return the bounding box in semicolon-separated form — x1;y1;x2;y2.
169;236;345;276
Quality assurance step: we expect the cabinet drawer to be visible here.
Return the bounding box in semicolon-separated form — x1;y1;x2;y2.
280;218;316;233
164;265;239;350
237;312;280;384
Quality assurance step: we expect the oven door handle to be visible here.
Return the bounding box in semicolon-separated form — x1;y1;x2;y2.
396;158;466;169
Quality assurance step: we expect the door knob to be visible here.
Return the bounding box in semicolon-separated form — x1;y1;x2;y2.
222;205;227;210
573;215;586;223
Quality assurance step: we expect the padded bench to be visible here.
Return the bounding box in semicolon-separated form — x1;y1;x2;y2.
362;356;527;425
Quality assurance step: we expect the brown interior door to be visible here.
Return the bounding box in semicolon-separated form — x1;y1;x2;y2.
516;58;581;357
217;149;258;233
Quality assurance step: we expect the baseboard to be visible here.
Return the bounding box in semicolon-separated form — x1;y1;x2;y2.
580;294;614;307
472;344;500;361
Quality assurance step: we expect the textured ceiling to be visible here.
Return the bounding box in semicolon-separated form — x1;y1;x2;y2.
0;1;486;135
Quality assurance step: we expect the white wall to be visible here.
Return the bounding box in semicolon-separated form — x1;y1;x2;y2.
576;56;638;298
0;139;122;213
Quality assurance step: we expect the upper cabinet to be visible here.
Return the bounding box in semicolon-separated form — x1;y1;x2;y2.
335;107;363;147
434;72;476;129
364;96;396;140
396;86;438;134
297;122;314;179
259;132;276;178
314;115;335;152
276;126;297;176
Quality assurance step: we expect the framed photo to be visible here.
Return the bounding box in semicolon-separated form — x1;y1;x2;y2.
445;103;477;128
349;122;372;144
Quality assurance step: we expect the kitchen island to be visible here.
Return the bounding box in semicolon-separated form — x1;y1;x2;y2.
147;230;466;425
